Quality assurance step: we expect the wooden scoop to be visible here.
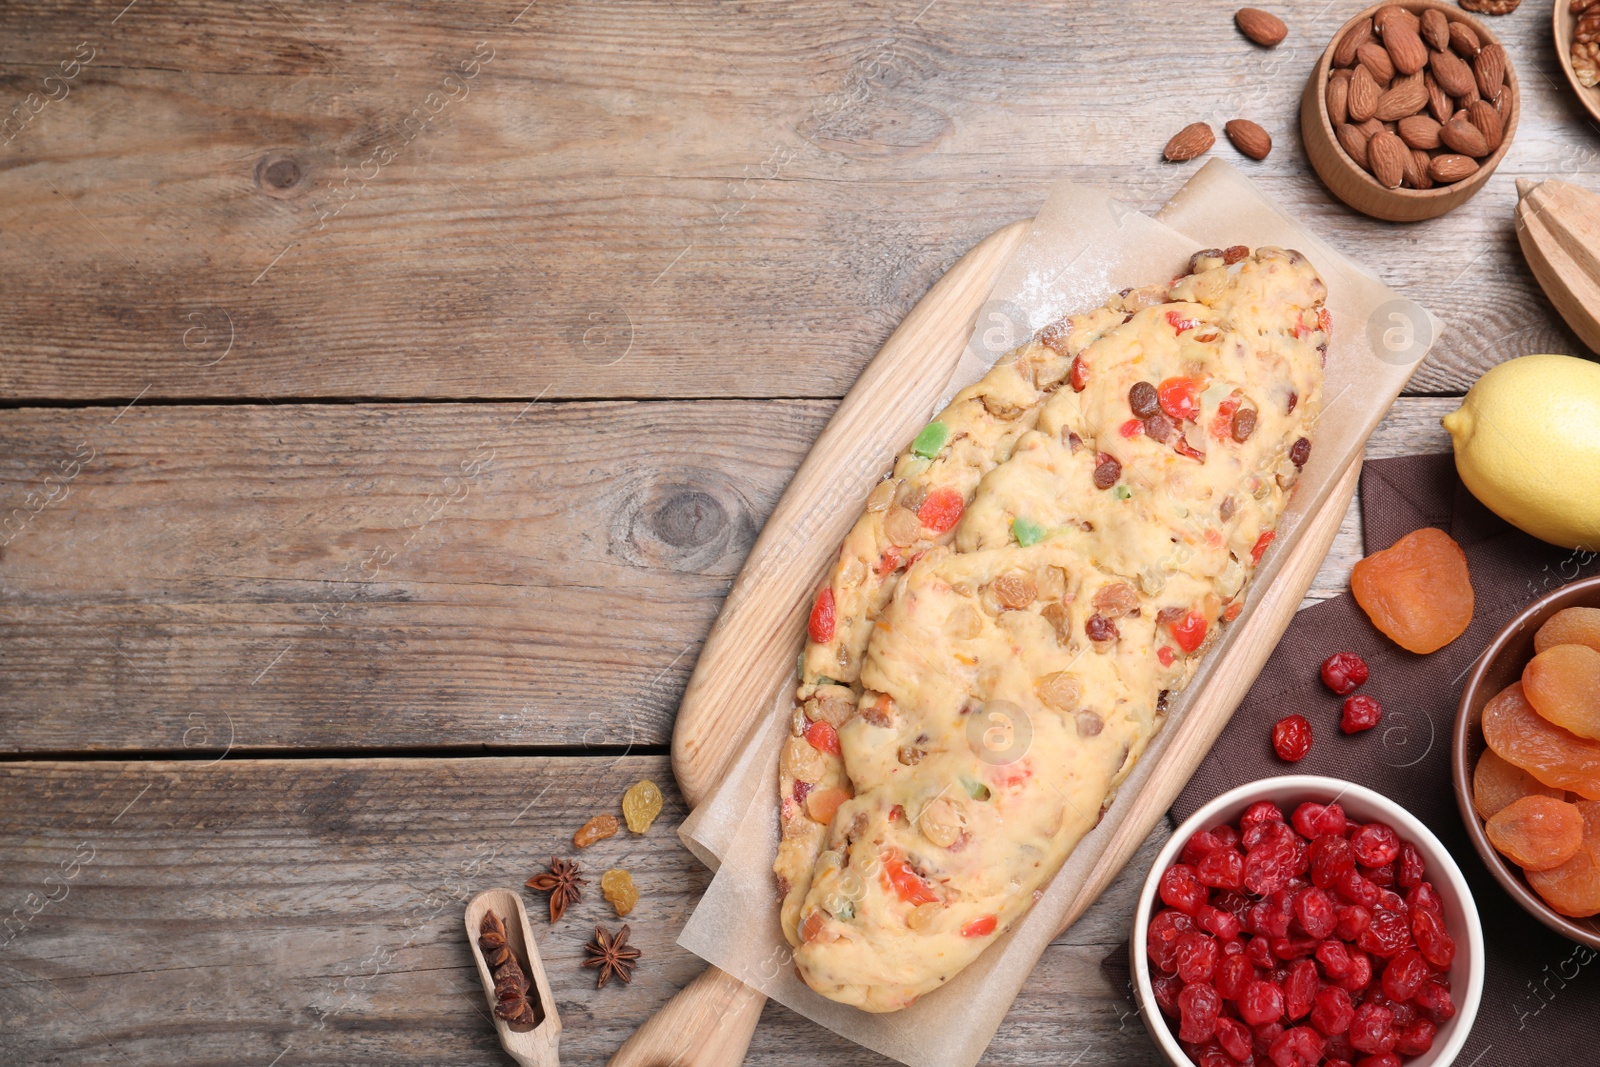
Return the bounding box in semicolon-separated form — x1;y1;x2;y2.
608;219;1361;1067
466;888;562;1067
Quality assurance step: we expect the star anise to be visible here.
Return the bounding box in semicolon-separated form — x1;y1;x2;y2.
583;923;640;988
478;912;538;1031
525;857;586;923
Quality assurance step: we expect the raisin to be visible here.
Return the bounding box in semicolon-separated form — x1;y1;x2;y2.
1085;613;1119;643
1486;795;1585;870
574;813;620;848
1350;527;1474;655
1288;437;1311;467
1232;406;1257;442
1092;454;1121;490
1524;643;1600;740
1535;606;1600;656
1144;412;1174;442
1482;682;1600;799
600;868;640;916
1129;380;1160;417
1272;714;1313;761
1286;390;1298;414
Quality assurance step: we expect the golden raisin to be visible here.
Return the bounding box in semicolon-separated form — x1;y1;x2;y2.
1350;527;1473;654
574;813;620;848
600;868;639;917
1486;795;1585;871
1482;682;1600;800
1535;607;1600;656
622;779;665;834
991;571;1037;610
1523;644;1600;740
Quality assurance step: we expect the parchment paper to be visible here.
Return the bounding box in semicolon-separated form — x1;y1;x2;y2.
677;160;1440;1067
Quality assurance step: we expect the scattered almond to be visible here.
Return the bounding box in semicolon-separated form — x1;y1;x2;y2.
1349;65;1381;122
1368;130;1408;188
1429;153;1479;183
1336;122;1371;169
1375;73;1429;121
1327;72;1352;126
1235;7;1288;47
1164;122;1215;162
1420;8;1450;52
1468;99;1503;152
1383;21;1429;76
1475;43;1507;99
1398;114;1443;150
1223;118;1272;160
1448;21;1482;59
1335;18;1373;68
1440;115;1489;157
1358;41;1397;85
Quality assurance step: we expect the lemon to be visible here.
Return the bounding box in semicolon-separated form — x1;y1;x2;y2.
1441;354;1600;551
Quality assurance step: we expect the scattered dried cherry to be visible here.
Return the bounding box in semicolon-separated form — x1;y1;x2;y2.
1320;652;1370;695
1341;694;1384;733
1273;714;1314;761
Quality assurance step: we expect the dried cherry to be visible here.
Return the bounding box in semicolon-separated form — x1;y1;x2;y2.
1320;651;1370;694
1341;694;1384;733
1411;905;1455;969
1216;1015;1253;1063
1176;931;1220;983
1351;823;1401;868
1273;714;1314;761
1348;1002;1396;1055
1178;982;1222;1042
1161;863;1210;914
1238;978;1286;1027
1310;984;1356;1037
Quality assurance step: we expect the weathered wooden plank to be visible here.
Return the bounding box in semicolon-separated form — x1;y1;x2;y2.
0;755;1162;1066
0;396;1454;755
0;0;1590;401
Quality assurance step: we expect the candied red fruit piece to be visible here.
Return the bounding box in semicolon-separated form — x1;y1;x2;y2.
1350;526;1473;654
1273;714;1314;761
1161;863;1210;914
1238;978;1285;1027
1311;984;1355;1037
1341;694;1384;733
1178;982;1222;1042
1176;931;1220;983
1320;652;1370;695
1350;823;1401;868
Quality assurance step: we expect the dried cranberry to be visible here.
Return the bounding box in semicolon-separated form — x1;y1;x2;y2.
1340;694;1384;733
1311;984;1356;1036
1293;886;1337;939
1397;843;1424;890
1152;971;1183;1017
1394;1019;1436;1056
1283;959;1318;1020
1182;829;1225;866
1384;996;1418;1030
1356;909;1409;959
1197;845;1246;890
1176;931;1221;983
1334;903;1372;940
1216;952;1256;1000
1247;887;1295;939
1381;948;1431;1001
1272;714;1313;761
1213;888;1252;924
1178;982;1223;1042
1376;888;1408;916
1412;906;1456;969
1196;903;1242;942
1238;978;1286;1027
1216;1016;1253;1063
1350;824;1401;868
1319;652;1369;694
1160;863;1209;914
1241;800;1285;831
1348;1002;1395;1055
1413;978;1456;1024
1310;835;1357;889
1147;907;1194;972
1268;1024;1324;1067
1316;938;1354;977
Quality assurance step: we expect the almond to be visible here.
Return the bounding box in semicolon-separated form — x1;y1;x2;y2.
1235;7;1288;47
1456;78;1480;107
1398;113;1443;149
1375;73;1428;120
1384;21;1429;76
1448;21;1482;58
1468;99;1504;152
1430;48;1475;98
1327;71;1351;126
1420;8;1450;51
1475;43;1507;98
1367;130;1408;188
1429;153;1479;184
1425;71;1453;122
1441;115;1489;157
1335;18;1373;68
1164;122;1215;162
1358;41;1396;85
1336;122;1371;169
1358;117;1386;140
1403;146;1435;189
1225;118;1273;160
1348;64;1381;122
1372;5;1420;38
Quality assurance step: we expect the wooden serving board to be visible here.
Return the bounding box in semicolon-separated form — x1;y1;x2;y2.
609;220;1361;1067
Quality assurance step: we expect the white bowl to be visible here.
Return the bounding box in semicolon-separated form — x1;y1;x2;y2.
1130;775;1484;1067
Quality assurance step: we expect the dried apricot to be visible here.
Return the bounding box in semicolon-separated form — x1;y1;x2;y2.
1481;682;1600;800
1528;800;1600;917
1350;527;1473;654
622;779;665;834
1485;795;1585;871
1535;606;1600;656
1472;747;1562;819
1523;644;1600;740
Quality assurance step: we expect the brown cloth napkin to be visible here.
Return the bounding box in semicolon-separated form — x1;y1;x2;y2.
1102;453;1600;1065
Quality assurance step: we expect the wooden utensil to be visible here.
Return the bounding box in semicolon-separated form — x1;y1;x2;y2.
1554;0;1600;126
1515;176;1600;354
611;219;1362;1067
466;888;562;1067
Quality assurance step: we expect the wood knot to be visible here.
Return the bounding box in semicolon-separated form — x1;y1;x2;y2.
255;153;307;198
651;490;725;550
610;477;752;573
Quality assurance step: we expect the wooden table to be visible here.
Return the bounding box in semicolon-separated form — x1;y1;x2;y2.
1;1;1592;1063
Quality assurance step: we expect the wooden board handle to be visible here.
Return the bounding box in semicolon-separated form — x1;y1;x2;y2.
606;965;766;1067
670;219;1032;809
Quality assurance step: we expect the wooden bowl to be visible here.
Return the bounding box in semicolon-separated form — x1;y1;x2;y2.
1554;0;1600;125
1452;575;1600;950
1301;0;1521;221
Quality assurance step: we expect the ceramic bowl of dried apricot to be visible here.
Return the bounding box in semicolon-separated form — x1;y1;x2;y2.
1454;575;1600;948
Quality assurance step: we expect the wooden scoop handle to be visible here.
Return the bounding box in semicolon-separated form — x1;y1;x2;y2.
606;965;766;1067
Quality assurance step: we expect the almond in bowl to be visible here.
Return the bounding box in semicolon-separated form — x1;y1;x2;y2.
1302;1;1519;221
